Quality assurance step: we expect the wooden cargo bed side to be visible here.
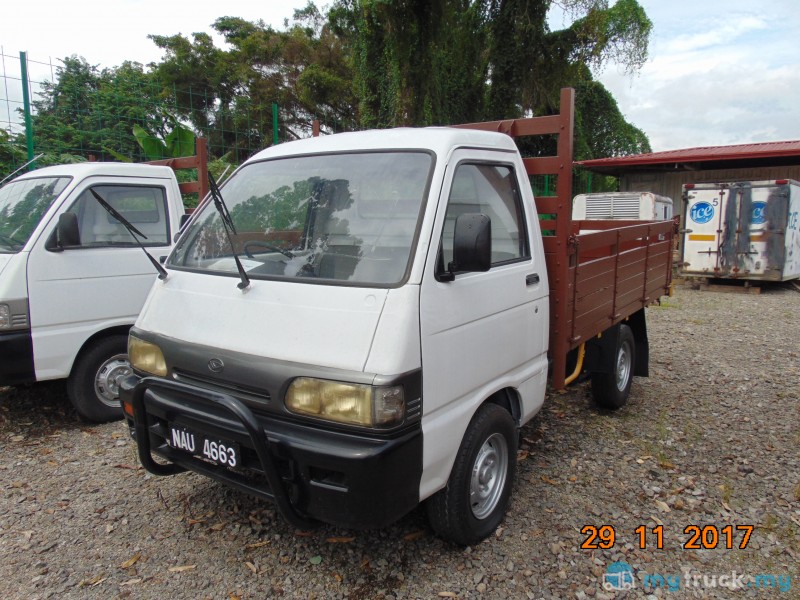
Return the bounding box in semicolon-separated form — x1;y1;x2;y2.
455;88;675;389
569;221;675;346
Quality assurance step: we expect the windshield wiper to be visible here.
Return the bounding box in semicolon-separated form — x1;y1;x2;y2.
89;189;169;280
208;173;250;290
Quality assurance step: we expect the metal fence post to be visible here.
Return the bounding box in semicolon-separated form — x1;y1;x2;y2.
19;51;34;165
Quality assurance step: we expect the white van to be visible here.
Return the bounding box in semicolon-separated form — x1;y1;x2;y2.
0;163;187;421
572;191;673;221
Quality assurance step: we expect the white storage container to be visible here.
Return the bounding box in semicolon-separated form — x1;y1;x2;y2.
572;191;673;221
681;180;800;281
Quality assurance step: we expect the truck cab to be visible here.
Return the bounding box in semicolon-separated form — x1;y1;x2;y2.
122;128;549;543
0;162;186;421
120;92;674;545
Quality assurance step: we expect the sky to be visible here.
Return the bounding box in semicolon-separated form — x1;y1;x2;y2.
2;0;800;152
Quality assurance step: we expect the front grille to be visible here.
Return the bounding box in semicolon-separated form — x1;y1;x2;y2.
172;369;271;404
11;313;28;327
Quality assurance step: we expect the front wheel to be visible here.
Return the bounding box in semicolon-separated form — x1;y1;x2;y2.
426;403;517;546
67;335;130;422
591;323;635;410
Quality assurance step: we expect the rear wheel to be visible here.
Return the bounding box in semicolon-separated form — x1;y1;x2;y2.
427;403;517;546
591;323;635;410
67;335;130;422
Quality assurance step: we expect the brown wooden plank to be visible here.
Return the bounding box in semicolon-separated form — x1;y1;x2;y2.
178;181;200;194
523;156;564;176
542;237;568;254
575;254;616;280
574;301;615;339
147;155;201;169
452;115;561;137
534;196;561;213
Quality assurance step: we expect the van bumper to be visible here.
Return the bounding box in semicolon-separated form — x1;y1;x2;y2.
0;330;35;386
121;375;422;530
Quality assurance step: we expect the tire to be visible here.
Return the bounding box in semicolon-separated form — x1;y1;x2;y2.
591;323;635;410
426;403;517;546
67;335;130;423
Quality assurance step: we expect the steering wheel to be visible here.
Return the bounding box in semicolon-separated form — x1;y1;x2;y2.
243;240;295;259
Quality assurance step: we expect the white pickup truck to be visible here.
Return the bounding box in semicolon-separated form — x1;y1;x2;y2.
120;90;675;544
0;161;197;421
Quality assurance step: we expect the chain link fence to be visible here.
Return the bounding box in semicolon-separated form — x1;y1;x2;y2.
0;49;282;177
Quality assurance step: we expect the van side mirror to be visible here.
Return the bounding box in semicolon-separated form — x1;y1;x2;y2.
174;213;191;242
45;212;81;251
448;213;491;275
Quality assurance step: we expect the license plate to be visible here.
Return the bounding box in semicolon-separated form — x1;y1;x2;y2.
167;425;240;468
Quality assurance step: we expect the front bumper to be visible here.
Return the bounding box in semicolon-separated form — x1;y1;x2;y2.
0;330;35;386
121;375;422;530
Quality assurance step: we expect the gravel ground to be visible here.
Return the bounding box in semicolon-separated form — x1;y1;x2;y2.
1;285;798;600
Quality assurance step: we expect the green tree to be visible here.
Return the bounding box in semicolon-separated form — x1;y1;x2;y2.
330;0;652;158
29;57;176;161
574;78;650;160
0;128;26;178
330;0;488;127
148;3;356;161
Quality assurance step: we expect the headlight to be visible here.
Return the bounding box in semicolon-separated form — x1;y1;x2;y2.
128;335;167;377
0;305;9;329
285;377;405;428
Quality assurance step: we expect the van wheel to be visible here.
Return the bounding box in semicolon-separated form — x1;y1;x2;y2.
426;403;517;546
591;324;635;410
67;335;130;423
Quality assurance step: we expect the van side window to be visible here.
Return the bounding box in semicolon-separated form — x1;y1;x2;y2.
66;185;169;247
441;163;529;268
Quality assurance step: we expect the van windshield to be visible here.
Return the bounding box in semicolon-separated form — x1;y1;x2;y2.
0;176;70;253
170;151;433;286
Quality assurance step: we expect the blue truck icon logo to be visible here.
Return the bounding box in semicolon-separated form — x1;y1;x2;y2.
603;561;635;591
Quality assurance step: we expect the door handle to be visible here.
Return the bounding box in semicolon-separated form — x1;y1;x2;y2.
526;273;540;286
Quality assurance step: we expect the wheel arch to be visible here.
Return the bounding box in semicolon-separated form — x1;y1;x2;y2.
583;309;649;377
69;325;132;377
484;387;522;426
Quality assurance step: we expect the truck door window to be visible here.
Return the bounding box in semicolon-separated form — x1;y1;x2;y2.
65;185;169;247
441;163;529;268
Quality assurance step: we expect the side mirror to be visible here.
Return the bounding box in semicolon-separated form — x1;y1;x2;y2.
448;213;491;274
45;212;81;251
174;213;191;242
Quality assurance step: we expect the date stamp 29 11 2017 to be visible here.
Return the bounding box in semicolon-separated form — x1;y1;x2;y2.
580;524;754;551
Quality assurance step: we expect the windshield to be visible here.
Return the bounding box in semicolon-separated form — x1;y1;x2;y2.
0;176;70;253
170;151;433;286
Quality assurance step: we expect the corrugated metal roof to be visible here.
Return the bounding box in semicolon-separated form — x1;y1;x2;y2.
578;140;800;168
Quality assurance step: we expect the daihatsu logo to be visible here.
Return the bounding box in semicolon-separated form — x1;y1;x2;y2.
208;358;224;373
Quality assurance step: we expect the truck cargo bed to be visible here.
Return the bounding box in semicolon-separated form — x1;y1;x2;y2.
459;89;676;388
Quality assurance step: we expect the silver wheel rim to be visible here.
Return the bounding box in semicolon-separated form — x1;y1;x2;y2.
616;339;633;392
470;432;508;520
94;354;131;407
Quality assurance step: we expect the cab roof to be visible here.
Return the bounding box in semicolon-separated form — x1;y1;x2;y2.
11;162;175;181
247;127;519;163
